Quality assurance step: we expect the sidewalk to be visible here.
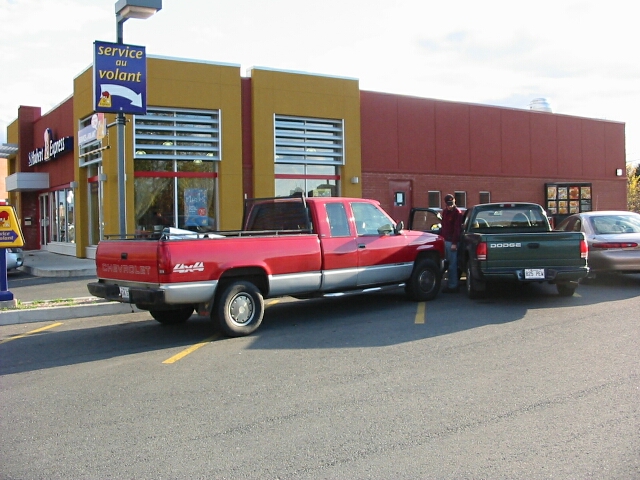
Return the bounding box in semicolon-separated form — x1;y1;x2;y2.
20;249;97;277
1;250;139;326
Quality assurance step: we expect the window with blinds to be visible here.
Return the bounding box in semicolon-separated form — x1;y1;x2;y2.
274;115;344;165
133;108;220;162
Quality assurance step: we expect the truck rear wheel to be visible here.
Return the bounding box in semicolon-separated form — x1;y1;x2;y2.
556;282;577;297
406;259;441;301
466;263;485;299
216;280;264;337
150;306;194;324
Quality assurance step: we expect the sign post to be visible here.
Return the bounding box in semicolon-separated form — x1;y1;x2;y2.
94;39;147;236
0;206;25;307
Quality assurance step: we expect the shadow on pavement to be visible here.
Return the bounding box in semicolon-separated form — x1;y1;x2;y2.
2;274;639;375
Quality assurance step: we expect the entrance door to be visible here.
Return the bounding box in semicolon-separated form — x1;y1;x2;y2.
388;179;412;225
39;193;50;247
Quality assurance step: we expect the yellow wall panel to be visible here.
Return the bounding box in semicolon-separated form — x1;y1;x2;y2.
250;68;362;198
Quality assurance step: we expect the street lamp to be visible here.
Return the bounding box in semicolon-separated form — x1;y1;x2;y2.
114;0;161;236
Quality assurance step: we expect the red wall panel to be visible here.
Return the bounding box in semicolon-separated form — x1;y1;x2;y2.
435;102;470;173
241;77;254;198
605;122;625;177
397;96;436;173
501;109;531;176
530;113;558;176
557;116;583;178
582;119;606;178
360;91;399;172
469;105;501;174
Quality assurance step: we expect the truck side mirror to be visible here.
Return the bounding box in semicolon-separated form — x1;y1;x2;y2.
394;221;404;234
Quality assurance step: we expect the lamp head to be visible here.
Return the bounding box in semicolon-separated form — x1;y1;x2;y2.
115;0;162;20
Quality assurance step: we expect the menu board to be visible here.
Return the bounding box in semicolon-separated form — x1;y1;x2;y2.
545;183;592;216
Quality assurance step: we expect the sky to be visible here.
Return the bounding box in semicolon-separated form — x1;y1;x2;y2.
1;0;638;166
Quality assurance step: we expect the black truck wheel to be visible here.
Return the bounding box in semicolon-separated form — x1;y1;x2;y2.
150;306;194;324
216;281;264;337
406;259;441;301
556;282;577;297
466;263;485;299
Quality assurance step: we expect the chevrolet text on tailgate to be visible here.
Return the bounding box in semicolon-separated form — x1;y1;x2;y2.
88;196;445;337
459;202;589;298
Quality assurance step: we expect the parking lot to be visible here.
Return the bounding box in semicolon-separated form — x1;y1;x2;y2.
1;274;639;478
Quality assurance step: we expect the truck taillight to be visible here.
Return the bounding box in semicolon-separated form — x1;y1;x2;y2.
477;242;487;261
157;243;172;275
580;239;588;259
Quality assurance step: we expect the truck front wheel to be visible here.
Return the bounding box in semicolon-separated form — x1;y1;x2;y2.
216;281;264;337
150;306;194;324
406;259;441;301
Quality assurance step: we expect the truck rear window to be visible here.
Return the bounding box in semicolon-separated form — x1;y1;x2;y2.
243;197;312;232
471;207;549;232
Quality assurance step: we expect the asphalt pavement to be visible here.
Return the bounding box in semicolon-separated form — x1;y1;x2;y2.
1;250;138;326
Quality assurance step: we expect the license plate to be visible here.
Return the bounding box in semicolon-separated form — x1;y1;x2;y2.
119;286;130;300
524;268;545;280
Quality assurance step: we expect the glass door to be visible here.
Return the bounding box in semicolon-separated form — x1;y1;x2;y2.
88;165;104;245
39;193;50;247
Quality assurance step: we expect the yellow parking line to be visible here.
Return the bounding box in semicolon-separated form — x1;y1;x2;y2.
266;299;280;306
414;302;426;324
0;322;63;344
162;334;220;364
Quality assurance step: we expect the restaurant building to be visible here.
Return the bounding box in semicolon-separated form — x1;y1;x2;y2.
2;56;627;258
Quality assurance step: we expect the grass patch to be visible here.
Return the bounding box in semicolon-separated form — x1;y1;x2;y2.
1;298;99;311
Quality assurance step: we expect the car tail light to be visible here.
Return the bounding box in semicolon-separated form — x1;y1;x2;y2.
591;242;638;249
580;239;588;259
477;242;487;261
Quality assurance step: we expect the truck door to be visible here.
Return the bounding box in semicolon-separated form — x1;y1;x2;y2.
320;202;359;291
408;207;442;234
350;201;415;287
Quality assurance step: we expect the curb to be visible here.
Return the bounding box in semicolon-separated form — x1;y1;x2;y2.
19;265;97;278
0;301;141;326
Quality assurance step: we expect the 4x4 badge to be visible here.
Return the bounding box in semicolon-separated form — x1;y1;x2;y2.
173;262;205;273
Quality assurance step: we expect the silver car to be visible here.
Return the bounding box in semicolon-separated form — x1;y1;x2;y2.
6;248;24;271
555;211;640;275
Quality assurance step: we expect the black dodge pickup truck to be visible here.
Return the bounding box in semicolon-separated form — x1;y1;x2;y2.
410;203;589;298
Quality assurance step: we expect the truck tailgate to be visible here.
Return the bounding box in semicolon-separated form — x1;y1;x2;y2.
484;232;584;268
96;240;160;283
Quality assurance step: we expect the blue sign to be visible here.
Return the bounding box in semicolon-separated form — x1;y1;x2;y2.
93;40;147;115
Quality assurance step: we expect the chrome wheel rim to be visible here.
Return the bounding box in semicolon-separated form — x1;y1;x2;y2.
418;269;436;293
229;293;254;326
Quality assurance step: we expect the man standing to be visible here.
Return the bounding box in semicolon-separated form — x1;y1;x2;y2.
441;194;463;293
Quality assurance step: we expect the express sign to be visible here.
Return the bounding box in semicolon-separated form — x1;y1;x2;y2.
93;40;147;115
28;128;73;167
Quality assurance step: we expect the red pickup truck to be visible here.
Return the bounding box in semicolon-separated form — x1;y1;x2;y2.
88;196;445;337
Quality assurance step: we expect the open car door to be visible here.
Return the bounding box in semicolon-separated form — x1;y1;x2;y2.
408;207;443;234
